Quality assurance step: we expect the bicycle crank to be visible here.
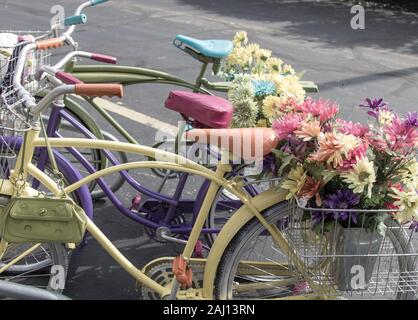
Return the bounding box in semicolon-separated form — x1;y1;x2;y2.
137;258;205;300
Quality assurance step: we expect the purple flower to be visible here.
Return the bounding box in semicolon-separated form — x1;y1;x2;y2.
311;211;333;225
263;153;277;173
410;221;418;233
323;190;361;224
404;112;418;128
281;135;308;160
359;98;389;118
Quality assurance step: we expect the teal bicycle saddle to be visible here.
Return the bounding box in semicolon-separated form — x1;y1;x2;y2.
174;35;233;59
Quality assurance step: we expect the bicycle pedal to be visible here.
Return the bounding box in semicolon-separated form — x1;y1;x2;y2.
194;240;203;258
132;211;148;217
130;193;142;212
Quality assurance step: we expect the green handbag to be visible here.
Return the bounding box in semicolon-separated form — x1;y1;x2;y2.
0;116;87;244
0;195;87;244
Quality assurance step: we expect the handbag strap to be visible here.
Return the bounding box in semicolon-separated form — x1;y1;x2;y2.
39;115;67;198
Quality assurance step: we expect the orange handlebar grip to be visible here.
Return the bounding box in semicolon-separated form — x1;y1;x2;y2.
75;84;124;98
36;37;65;50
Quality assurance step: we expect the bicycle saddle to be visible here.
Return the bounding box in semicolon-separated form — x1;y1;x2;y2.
173;35;233;59
165;91;233;128
185;128;279;161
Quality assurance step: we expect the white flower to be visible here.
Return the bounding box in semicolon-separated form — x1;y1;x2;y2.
228;74;254;104
378;110;395;126
341;157;376;198
389;186;418;223
398;160;418;189
233;30;248;46
273;75;305;103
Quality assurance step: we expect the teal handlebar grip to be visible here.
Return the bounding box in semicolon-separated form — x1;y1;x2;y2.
90;0;109;6
64;14;87;26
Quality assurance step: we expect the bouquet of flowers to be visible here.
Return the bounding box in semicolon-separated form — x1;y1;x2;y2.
217;31;306;128
271;97;418;234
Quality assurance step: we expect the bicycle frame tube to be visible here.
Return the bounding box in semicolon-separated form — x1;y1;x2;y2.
12;130;217;297
10;126;309;299
70;65;212;94
2;136;94;220
44;104;215;232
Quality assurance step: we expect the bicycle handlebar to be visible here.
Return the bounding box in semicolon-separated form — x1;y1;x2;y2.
30;83;123;115
90;0;109;6
91;53;117;64
36;37;66;50
34;51;116;83
62;0;110;38
56;71;84;85
11;39;121;115
64;14;88;27
75;83;123;97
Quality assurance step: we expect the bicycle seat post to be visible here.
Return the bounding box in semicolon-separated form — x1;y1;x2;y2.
193;61;208;92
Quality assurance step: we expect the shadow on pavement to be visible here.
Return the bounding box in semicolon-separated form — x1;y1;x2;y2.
318;66;418;90
177;0;418;55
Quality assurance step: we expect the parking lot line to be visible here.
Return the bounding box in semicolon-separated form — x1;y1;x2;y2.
91;97;178;135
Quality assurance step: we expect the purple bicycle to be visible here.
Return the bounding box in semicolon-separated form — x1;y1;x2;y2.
4;48;270;252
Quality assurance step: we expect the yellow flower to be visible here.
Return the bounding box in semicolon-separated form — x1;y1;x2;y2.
227;46;252;67
246;43;261;56
233;30;248;46
389;186;418;223
282;64;295;75
281;164;307;200
341;157;376;198
273;75;306;103
258;49;272;61
378;110;395;126
267;57;283;73
262;95;282;120
256;119;268;127
295;119;321;141
398;160;418;188
339;134;360;156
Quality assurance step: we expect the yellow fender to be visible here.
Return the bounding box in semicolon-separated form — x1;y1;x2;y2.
202;188;288;299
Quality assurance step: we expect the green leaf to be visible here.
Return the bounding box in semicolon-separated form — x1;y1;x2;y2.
272;149;296;176
305;163;325;180
376;222;387;237
295;70;306;79
321;169;338;183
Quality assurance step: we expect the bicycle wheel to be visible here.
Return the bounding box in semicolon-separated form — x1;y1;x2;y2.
45;110;102;194
0;243;68;295
215;203;417;300
205;167;278;245
0;155;75;291
89;130;129;200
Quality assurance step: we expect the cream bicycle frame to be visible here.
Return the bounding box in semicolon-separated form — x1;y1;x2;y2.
2;124;313;300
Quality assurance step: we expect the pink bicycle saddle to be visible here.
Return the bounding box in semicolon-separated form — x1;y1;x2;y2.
165;91;233;128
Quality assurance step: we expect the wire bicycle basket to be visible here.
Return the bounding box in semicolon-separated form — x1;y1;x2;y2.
0;30;50;172
0;30;51;95
285;200;418;299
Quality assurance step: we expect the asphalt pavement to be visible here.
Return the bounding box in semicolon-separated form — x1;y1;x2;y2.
0;0;417;299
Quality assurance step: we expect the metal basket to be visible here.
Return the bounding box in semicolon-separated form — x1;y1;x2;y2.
0;30;51;95
0;30;50;168
285;200;418;299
